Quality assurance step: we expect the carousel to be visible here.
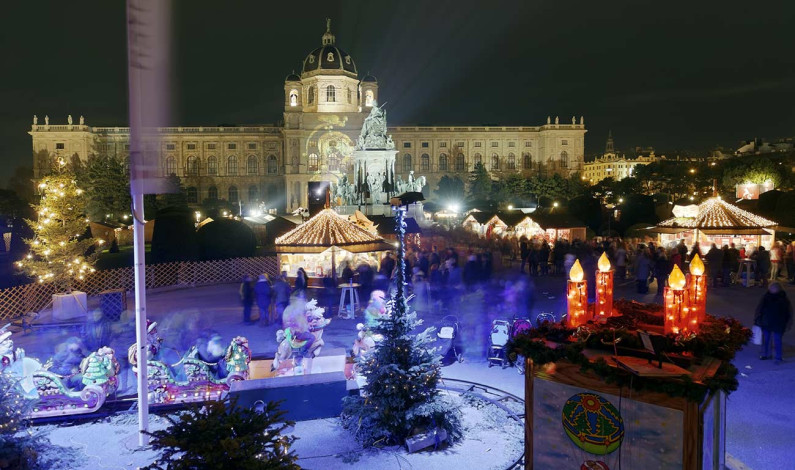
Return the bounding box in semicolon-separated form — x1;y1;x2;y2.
651;197;778;252
274;208;393;281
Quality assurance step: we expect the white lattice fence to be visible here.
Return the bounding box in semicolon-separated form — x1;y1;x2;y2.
0;256;278;321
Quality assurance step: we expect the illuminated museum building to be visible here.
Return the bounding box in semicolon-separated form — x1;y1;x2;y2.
29;23;586;212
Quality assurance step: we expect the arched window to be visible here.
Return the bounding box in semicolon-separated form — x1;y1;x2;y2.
308;86;315;104
227;156;238;175
308;153;319;172
326;85;336;102
491;153;500;170
186;187;198;204
507;153;516;170
186;156;198;176
267;155;278;174
560;151;569;168
455;153;465;172
228;185;239;203
523;153;532;169
474;153;482;167
438;153;448;171
208;186;218;200
403;154;412;172
365;90;374;107
289;90;298;107
327;153;339;172
291;155;299;173
248;185;259;202
247;155;258;175
207;156;218;175
165;156;176;176
420;153;430;171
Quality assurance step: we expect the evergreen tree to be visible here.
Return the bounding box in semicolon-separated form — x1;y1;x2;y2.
342;205;462;446
17;159;99;292
81;150;131;222
467;161;492;205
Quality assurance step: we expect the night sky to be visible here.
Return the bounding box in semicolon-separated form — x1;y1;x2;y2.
1;0;794;186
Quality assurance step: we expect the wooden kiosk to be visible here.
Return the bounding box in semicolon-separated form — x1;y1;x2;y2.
524;349;727;470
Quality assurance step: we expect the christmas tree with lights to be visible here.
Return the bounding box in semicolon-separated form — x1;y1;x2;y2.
342;203;462;447
17;159;100;293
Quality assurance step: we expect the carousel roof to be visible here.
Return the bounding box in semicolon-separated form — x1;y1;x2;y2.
274;208;393;253
655;197;777;233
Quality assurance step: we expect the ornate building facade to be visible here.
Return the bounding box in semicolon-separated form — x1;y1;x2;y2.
29;21;586;213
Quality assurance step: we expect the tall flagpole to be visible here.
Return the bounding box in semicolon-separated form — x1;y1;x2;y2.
126;0;172;446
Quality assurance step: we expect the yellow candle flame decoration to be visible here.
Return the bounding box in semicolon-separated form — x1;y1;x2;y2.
597;252;611;272
570;259;584;282
669;264;687;290
689;253;705;276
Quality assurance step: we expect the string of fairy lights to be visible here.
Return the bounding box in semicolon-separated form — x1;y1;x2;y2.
275;208;386;246
659;197;777;229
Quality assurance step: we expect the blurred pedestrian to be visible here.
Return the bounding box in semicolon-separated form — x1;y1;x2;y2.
755;282;792;364
272;272;292;321
254;274;272;325
239;275;255;323
294;267;308;297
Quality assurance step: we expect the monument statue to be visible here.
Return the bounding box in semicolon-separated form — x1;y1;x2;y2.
68;115;73;125
356;101;394;151
45;115;49;125
79;115;85;125
33;115;37;125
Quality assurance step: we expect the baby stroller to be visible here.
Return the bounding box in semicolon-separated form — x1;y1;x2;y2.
487;319;511;368
510;317;533;374
436;315;464;365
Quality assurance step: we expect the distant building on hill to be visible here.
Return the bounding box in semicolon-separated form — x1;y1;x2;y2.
582;131;659;183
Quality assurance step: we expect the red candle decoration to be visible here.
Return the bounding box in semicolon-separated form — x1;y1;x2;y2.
664;264;694;335
688;253;707;327
567;259;589;328
595;252;614;318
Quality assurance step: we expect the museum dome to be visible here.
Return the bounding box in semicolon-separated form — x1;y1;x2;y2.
361;73;377;83
301;20;358;78
285;71;301;82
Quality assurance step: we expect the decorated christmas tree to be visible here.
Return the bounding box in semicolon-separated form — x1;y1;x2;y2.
16;158;100;293
342;201;462;446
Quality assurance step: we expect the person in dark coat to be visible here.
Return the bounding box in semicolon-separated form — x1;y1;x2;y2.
294;267;308;297
755;282;793;364
634;247;652;294
753;247;771;288
239;275;255;323
254;274;273;325
519;238;530;274
705;243;723;287
272;272;292;321
653;248;671;296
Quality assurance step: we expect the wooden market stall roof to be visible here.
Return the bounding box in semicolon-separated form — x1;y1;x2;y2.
274;208;393;253
652;197;777;234
463;210;585;230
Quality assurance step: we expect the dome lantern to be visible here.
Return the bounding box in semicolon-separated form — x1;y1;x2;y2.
321;18;335;46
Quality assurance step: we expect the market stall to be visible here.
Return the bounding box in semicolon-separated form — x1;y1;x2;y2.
651;197;777;252
274;208;393;280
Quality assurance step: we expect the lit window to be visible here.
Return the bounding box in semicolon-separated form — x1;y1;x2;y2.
247;155;258;175
207;156;217;175
268;155;278;174
186;156;198;176
289;90;298;107
227;156;238;175
308;153;319;172
507;153;516;170
326;85;336;102
365;90;374;107
439;153;448;171
328;152;339;172
403;154;412;172
525;141;532;147
165;156;176;176
455;153;465;172
421;154;430;171
440;142;447;148
491;142;499;148
560;151;569;168
327;52;334;61
474;142;482;148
